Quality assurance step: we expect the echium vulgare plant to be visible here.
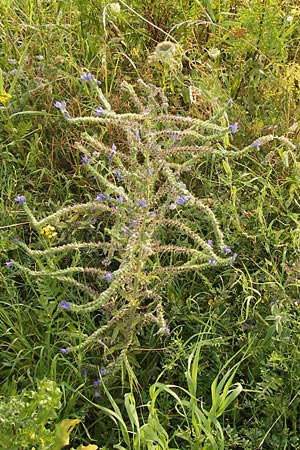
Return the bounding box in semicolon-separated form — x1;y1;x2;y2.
8;76;294;368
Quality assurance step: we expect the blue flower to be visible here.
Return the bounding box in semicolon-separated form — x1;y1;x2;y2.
130;219;137;227
54;101;66;110
229;252;238;264
114;169;125;180
54;101;71;118
60;301;71;310
210;259;217;266
124;227;130;235
60;348;69;354
95;106;104;115
227;98;233;106
105;272;112;281
207;239;213;248
93;379;101;387
138;199;147;207
82;368;88;377
81;72;92;81
4;259;14;267
251;140;262;148
96;193;107;201
15;195;26;204
111;143;117;152
176;196;190;205
223;245;232;254
229;122;238;133
100;367;106;376
81;155;89;164
117;196;124;203
81;72;99;84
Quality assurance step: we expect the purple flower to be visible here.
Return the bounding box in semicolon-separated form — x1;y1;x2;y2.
100;367;106;376
95;106;104;116
60;348;69;354
207;239;213;248
229;122;238;133
54;101;66;110
94;391;100;398
96;193;107;201
81;72;99;84
138;199;147;207
117;196;124;203
93;379;101;387
158;326;170;334
149;211;156;217
54;101;71;118
124;227;130;235
82;368;88;377
60;301;71;310
4;259;14;267
105;272;112;281
111;143;117;152
81;72;94;81
229;252;238;264
82;155;89;164
210;259;217;266
15;195;26;204
227;98;233;106
114;169;125;180
176;196;190;205
148;168;154;176
130;219;137;227
251;140;262;148
223;245;232;254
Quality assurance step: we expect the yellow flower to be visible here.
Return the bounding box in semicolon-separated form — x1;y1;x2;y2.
0;92;12;104
40;225;58;239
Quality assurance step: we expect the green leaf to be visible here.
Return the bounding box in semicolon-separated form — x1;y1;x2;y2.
51;418;81;450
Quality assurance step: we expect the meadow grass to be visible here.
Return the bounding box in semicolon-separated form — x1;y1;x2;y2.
1;0;300;449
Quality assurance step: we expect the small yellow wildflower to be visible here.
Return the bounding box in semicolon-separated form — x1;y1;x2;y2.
0;92;12;104
40;225;58;239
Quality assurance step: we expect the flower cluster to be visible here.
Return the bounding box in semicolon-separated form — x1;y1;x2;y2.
40;225;57;239
0;92;12;104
